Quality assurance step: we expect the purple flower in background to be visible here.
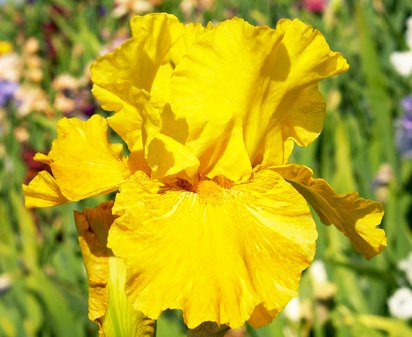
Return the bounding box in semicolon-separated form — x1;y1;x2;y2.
0;80;18;107
97;4;107;16
396;95;412;158
401;95;412;113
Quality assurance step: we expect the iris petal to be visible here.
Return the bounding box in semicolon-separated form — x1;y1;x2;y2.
23;171;68;208
91;13;184;153
47;115;130;200
74;201;114;322
109;169;317;328
74;202;155;337
91;14;207;179
273;164;386;259
170;18;348;181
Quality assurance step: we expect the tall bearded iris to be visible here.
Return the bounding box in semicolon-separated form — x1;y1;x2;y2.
23;13;386;333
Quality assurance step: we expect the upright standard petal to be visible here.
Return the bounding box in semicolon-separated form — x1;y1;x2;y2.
91;13;207;179
108;170;317;328
171;18;283;181
146;132;199;180
170;18;349;181
91;14;183;153
92;13;183;95
93;82;145;153
45;115;130;200
273;165;386;259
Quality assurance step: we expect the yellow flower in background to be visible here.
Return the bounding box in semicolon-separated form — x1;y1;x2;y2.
23;13;386;330
0;41;12;55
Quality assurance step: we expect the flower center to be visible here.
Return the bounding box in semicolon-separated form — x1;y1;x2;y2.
197;180;221;196
196;180;223;203
174;175;234;193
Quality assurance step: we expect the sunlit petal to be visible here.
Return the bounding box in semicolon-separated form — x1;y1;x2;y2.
170;18;348;181
47;115;130;200
91;14;184;153
109;170;317;328
273;164;386;259
74;201;114;322
146;133;199;180
74;202;155;337
23;171;68;208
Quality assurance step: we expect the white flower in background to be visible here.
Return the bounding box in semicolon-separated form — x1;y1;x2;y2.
112;0;154;17
388;287;412;320
283;297;301;322
180;0;215;15
399;252;412;285
0;273;11;293
309;260;328;284
0;52;21;82
309;260;336;299
390;17;412;76
14;85;51;117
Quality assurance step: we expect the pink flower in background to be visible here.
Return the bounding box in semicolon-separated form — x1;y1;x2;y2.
302;0;327;13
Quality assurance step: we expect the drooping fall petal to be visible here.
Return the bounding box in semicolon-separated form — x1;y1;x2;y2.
273;164;386;259
74;201;114;323
23;171;68;208
74;202;155;337
46;115;131;200
108;169;317;328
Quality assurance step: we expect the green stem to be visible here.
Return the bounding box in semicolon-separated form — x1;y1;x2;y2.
187;322;230;337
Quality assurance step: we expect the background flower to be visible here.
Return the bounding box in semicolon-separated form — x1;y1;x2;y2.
302;0;327;13
390;17;412;76
399;252;412;285
0;80;18;107
396;95;412;158
388;288;412;320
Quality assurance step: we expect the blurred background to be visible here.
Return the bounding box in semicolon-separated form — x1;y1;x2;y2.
0;0;412;336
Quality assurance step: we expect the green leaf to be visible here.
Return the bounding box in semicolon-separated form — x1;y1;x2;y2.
26;271;85;337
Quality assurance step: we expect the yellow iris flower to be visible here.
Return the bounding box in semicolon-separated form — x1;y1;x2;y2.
23;13;386;330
